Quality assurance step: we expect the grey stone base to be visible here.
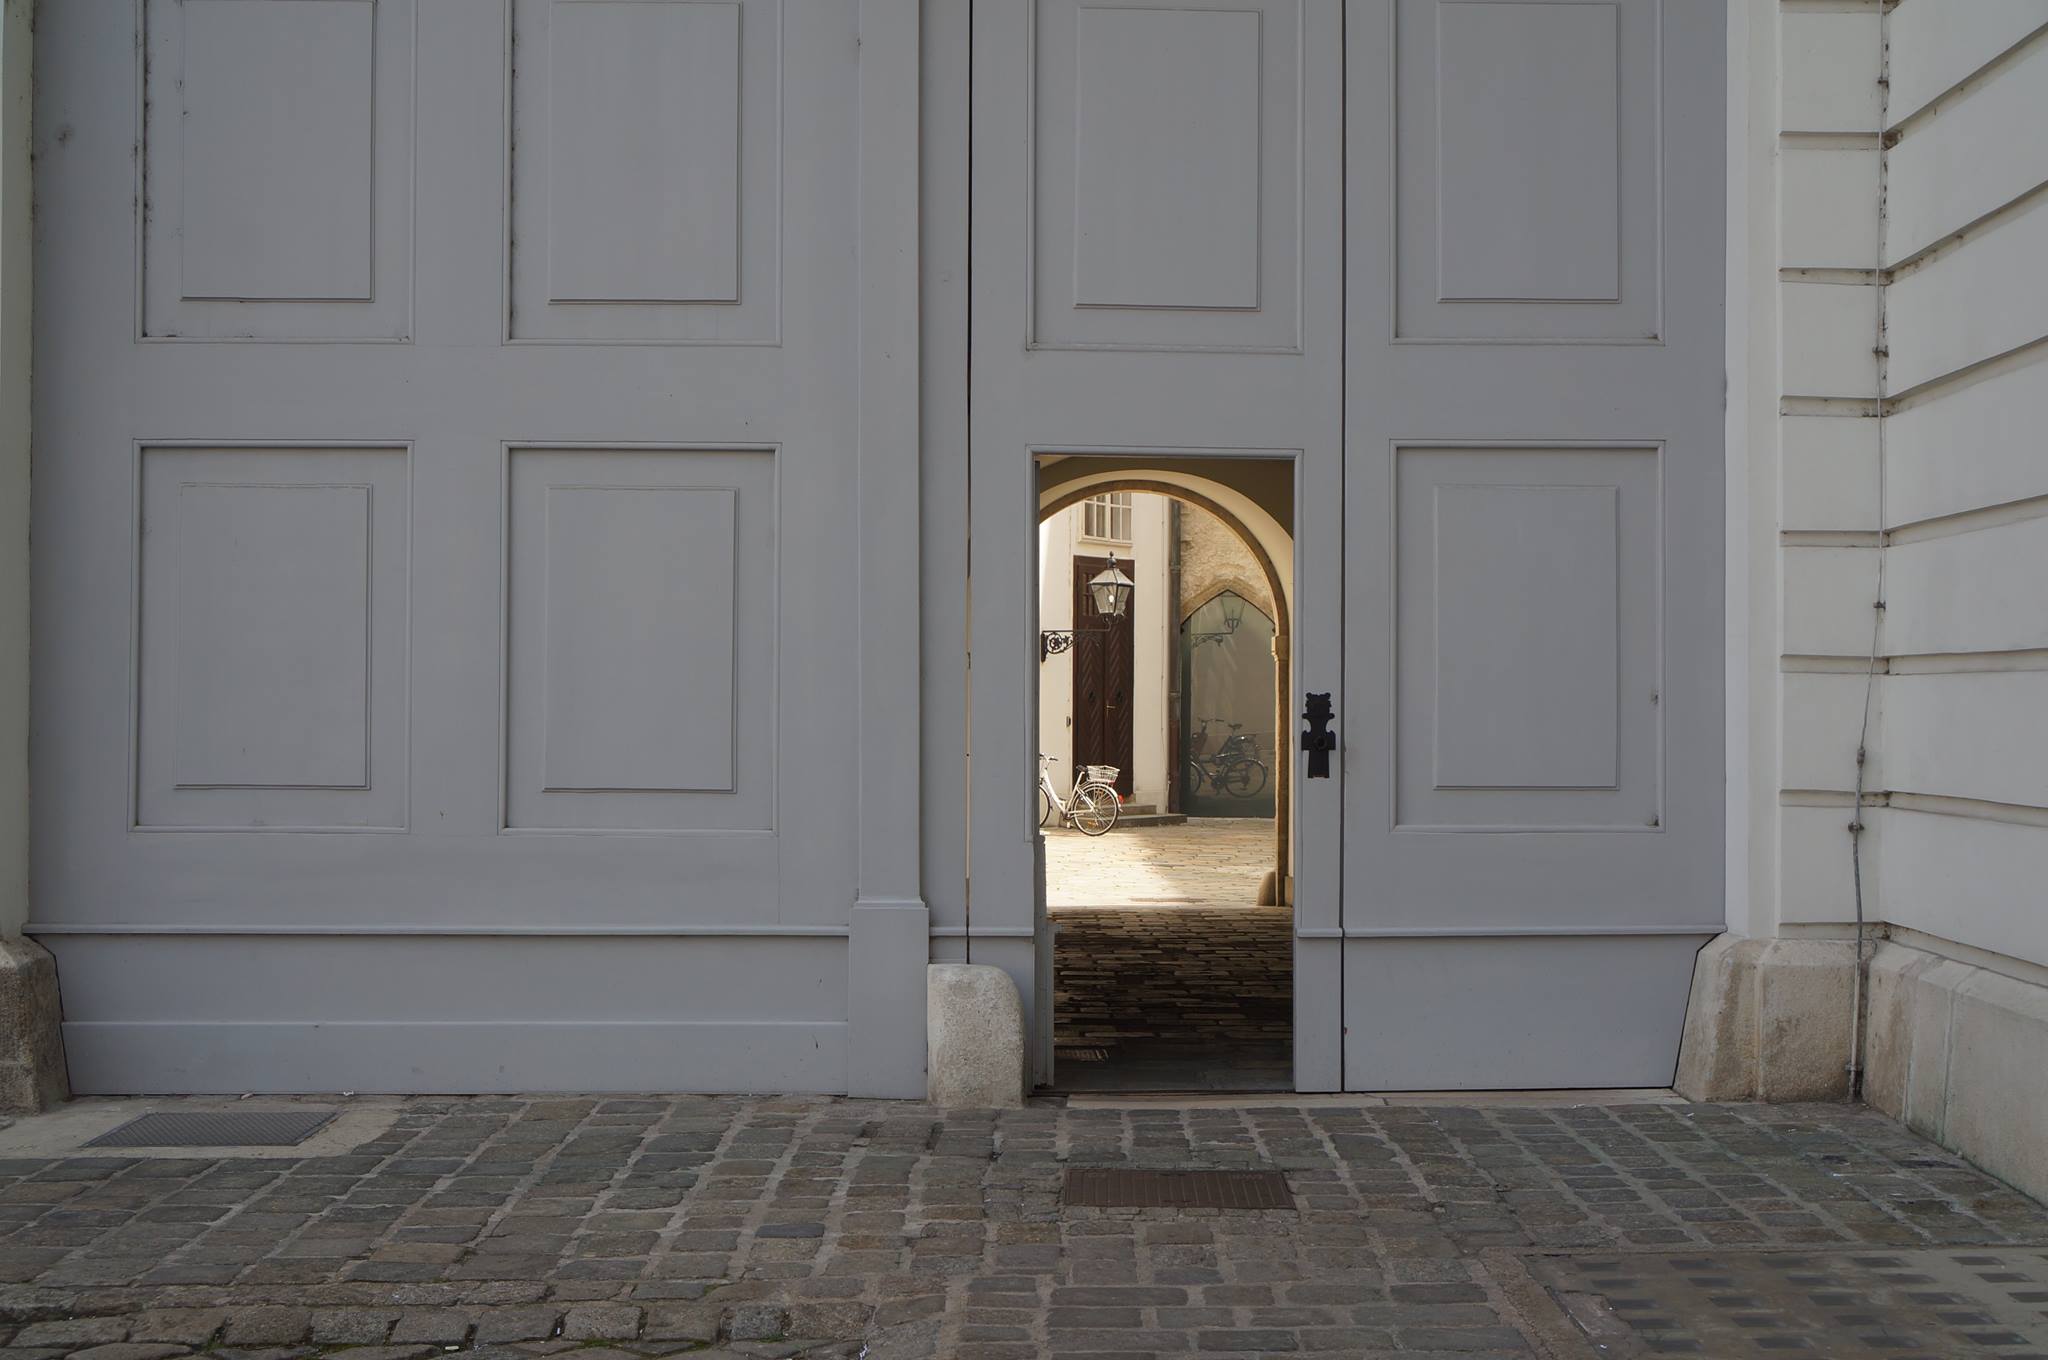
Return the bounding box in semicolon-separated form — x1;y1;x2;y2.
1863;940;2048;1204
1677;931;2048;1204
0;937;68;1113
1675;935;1856;1104
925;963;1023;1107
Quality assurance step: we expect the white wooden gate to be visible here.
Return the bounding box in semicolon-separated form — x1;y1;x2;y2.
31;0;925;1094
973;0;1726;1090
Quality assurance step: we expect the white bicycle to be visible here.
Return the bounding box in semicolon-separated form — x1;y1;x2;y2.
1037;753;1122;836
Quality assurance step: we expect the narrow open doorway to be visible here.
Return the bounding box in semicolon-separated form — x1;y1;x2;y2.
1035;462;1297;1093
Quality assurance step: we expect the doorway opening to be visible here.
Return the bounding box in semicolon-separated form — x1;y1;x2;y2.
1035;459;1296;1092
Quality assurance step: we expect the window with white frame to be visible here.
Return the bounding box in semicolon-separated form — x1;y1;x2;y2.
1081;491;1133;544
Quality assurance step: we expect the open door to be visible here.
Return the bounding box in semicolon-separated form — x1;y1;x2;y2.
971;0;1347;1089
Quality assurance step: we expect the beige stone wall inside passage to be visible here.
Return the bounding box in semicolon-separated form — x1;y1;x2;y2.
1176;502;1275;625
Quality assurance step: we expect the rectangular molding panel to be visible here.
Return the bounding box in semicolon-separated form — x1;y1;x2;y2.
141;0;415;340
507;0;781;343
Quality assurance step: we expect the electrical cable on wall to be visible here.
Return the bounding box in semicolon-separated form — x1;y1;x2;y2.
1846;8;1892;1102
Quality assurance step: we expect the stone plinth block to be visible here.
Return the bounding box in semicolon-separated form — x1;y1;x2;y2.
926;964;1024;1108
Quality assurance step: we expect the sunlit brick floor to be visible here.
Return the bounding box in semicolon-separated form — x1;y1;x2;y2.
0;1095;2041;1358
1043;817;1274;908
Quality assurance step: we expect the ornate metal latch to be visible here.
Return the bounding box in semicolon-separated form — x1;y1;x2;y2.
1301;692;1336;779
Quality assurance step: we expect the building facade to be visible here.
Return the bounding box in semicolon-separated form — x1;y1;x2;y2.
2;0;2045;1198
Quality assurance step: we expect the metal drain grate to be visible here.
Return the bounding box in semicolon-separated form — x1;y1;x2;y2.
1064;1167;1294;1209
1057;1047;1108;1062
85;1110;337;1148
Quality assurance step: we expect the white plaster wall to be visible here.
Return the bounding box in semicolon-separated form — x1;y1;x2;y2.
1874;0;2048;973
0;0;31;939
1035;499;1172;809
1768;0;1884;938
1759;0;2048;976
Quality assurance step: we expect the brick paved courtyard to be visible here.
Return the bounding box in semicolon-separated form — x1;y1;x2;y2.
1045;818;1274;908
0;1094;2040;1359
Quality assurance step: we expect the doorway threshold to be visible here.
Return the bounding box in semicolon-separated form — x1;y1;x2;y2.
1058;1087;1686;1109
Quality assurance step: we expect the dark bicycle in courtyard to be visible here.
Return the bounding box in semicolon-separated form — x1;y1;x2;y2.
1185;717;1269;799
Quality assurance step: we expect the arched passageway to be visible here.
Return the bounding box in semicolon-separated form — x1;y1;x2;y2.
1037;468;1294;901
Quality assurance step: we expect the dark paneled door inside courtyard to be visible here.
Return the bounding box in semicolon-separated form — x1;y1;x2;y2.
1070;556;1135;797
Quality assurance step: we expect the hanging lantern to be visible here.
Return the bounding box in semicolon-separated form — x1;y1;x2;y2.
1087;555;1135;619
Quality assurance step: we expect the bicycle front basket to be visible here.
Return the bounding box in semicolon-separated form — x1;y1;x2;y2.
1082;764;1121;787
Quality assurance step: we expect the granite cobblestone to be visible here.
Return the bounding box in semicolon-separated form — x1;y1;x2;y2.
0;1097;2031;1356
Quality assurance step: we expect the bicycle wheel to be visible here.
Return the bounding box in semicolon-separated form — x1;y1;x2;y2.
1221;758;1269;798
1070;783;1120;836
1038;785;1053;828
1185;760;1209;796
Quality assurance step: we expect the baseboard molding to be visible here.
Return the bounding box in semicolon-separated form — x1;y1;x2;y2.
60;1020;848;1095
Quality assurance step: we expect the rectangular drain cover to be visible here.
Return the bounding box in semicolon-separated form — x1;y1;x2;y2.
85;1110;337;1148
1064;1167;1293;1209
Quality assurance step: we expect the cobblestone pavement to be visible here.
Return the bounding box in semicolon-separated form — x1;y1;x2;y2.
0;1096;2041;1359
1045;818;1273;907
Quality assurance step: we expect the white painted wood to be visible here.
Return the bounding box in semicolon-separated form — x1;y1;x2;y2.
1780;670;1873;793
64;1019;850;1095
537;488;737;795
543;1;741;303
52;934;848;1022
505;448;772;832
1030;0;1302;351
1778;7;1881;135
1886;359;2048;528
1428;483;1625;792
971;0;1344;1087
1780;545;1879;659
0;0;27;938
1779;281;1878;397
33;0;878;1092
507;0;779;342
849;0;927;1098
1070;6;1262;309
1434;1;1619;302
1780;414;1879;532
141;0;414;339
135;446;409;831
1886;0;2048;127
1887;41;2048;265
171;484;373;789
1342;935;1704;1090
1885;518;2048;656
919;0;972;950
1780;147;1877;269
1885;671;2048;809
1395;0;1658;340
1887;197;2048;393
1395;450;1661;829
177;1;375;301
1344;0;1724;1087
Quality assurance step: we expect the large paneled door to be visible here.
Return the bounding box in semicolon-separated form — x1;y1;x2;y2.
971;0;1347;1089
977;0;1725;1091
30;1;896;1093
1331;0;1726;1088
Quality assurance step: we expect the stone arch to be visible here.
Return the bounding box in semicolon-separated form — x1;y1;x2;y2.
1038;473;1293;905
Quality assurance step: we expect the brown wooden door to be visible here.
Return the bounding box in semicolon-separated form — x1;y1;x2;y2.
1070;555;1136;797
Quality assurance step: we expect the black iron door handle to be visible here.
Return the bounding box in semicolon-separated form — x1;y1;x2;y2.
1301;693;1336;779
